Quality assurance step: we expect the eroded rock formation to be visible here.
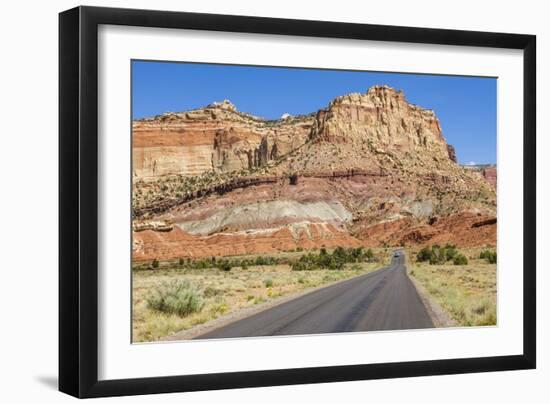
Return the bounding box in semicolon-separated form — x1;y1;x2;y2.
132;86;497;261
133;100;314;179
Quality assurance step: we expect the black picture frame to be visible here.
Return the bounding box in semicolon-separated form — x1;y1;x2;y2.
59;5;536;398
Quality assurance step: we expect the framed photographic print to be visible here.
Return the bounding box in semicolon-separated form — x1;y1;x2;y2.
59;6;536;398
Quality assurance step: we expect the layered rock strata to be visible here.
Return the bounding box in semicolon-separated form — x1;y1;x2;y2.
132;86;497;261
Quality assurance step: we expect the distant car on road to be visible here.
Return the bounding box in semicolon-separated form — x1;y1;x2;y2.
394;252;400;258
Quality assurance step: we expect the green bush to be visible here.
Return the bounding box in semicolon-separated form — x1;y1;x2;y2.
453;254;469;265
151;259;160;269
216;260;233;272
428;253;439;265
480;250;497;264
445;245;458;261
255;256;278;266
365;248;375;261
147;280;204;316
264;278;273;288
180;248;378;273
429;247;447;265
290;247;369;271
438;247;448;263
418;245;464;265
291;261;311;271
417;247;433;262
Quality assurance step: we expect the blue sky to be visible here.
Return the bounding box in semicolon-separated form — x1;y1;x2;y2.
132;60;496;165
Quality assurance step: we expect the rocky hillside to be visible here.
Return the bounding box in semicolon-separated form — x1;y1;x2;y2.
462;164;497;188
132;86;497;261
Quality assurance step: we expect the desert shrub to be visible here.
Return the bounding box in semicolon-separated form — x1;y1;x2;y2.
290;247;368;271
212;302;228;315
203;286;222;298
329;247;347;269
189;259;210;270
178;258;185;266
445;245;458;261
216;260;233;272
417;247;433;262
480;250;497;264
429;252;440;265
453;254;469;265
327;256;345;270
428;247;447;265
254;256;273;266
253;296;266;305
418;245;463;265
333;246;346;258
200;260;213;269
147;280;204;316
151;259;160;269
351;247;363;260
437;247;448;263
365;248;375;261
264;278;273;288
180;256;277;271
291;261;311;271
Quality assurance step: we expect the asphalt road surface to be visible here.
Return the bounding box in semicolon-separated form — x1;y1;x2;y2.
197;253;434;339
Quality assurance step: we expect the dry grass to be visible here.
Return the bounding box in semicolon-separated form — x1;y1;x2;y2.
407;248;496;327
133;261;382;342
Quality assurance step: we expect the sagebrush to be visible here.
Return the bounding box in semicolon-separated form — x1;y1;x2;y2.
147;280;204;316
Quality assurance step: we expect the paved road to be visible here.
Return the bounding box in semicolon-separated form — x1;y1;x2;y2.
196;253;433;339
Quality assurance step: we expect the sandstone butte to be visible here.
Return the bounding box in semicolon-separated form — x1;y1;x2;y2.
132;85;497;262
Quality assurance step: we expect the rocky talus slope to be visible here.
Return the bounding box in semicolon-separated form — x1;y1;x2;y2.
462;164;497;188
132;86;496;261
